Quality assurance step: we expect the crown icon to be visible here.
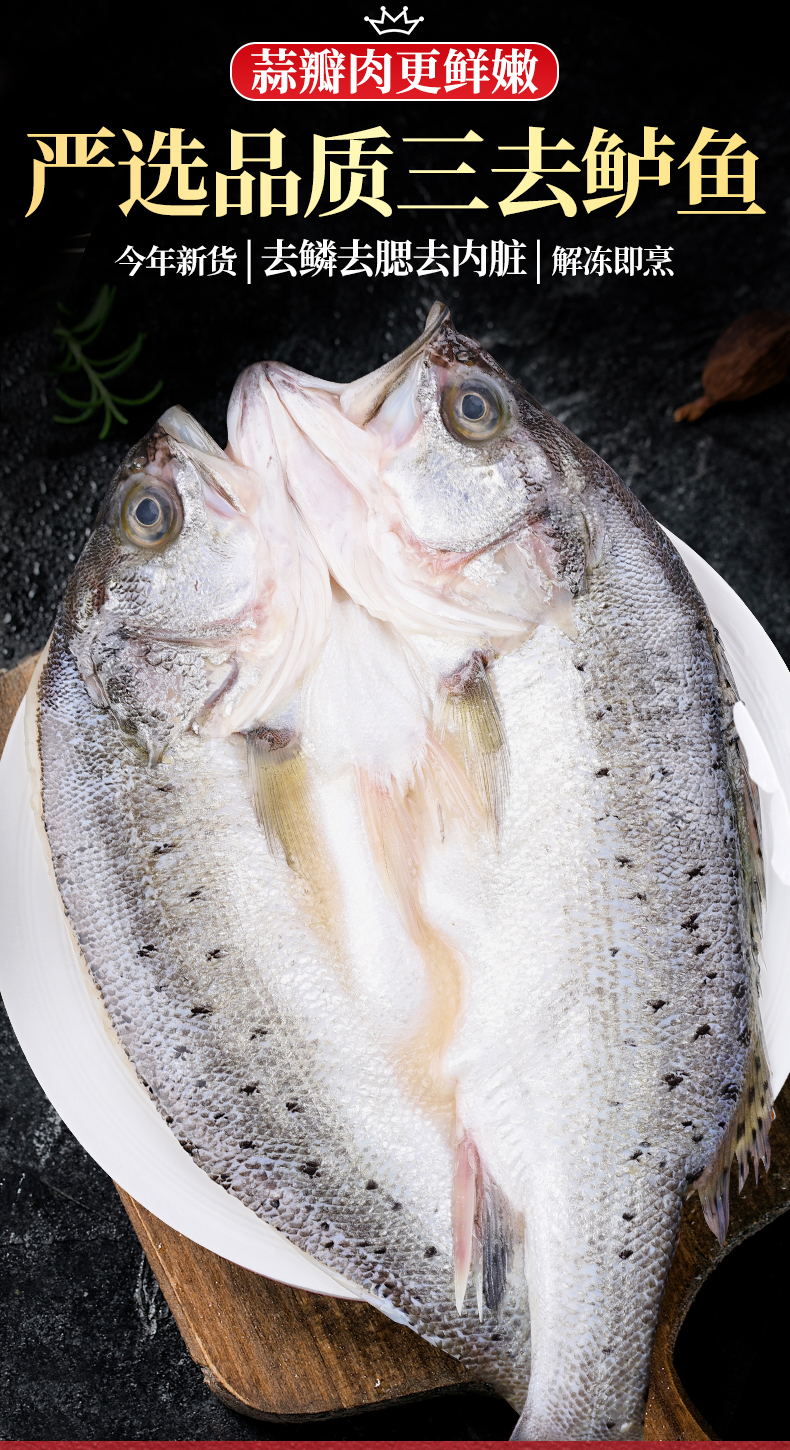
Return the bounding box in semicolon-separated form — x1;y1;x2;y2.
364;6;424;35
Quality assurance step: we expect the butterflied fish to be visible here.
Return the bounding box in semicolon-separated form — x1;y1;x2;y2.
34;402;533;1411
230;305;772;1439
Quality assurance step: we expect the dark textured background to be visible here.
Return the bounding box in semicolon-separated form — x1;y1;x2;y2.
2;1;789;1439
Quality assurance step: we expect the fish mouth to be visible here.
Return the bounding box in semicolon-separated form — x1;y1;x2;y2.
263;301;452;428
339;300;451;425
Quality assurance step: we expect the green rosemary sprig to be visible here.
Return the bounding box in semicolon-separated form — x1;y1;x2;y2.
54;284;162;440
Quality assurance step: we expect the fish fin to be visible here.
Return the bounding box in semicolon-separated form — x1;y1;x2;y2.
477;1165;516;1315
709;626;766;959
357;768;423;938
474;1240;484;1323
697;1026;774;1245
436;652;510;839
695;625;772;1246
247;728;317;876
416;730;486;844
453;1132;516;1319
453;1133;478;1314
697;1149;731;1248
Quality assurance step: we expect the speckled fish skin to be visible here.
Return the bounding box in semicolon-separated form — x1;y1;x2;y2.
246;311;770;1440
445;515;762;1441
36;409;533;1408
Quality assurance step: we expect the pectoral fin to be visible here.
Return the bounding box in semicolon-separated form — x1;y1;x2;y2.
437;652;510;838
247;728;316;876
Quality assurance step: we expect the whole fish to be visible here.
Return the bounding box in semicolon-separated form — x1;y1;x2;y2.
34;400;533;1409
230;304;772;1439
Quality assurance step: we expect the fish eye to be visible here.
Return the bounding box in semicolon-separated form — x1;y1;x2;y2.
461;393;486;420
441;379;509;444
120;477;183;549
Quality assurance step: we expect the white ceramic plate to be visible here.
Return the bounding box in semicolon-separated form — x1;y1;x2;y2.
1;528;788;1296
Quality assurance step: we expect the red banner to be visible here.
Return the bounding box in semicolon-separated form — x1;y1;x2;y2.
230;42;559;101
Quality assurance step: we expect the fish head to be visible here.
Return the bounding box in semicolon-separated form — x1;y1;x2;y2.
61;405;328;762
252;305;600;648
343;304;598;608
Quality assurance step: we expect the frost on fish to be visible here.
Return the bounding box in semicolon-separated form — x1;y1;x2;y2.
231;308;773;1439
38;312;774;1443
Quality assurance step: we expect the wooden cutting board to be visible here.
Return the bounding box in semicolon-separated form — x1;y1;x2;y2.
3;653;789;1434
